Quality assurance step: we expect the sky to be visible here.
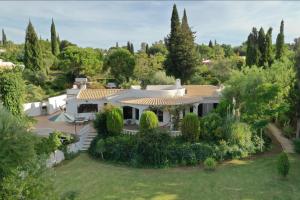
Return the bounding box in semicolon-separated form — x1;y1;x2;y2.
1;1;300;49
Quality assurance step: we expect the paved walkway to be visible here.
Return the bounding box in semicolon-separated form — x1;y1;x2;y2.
267;123;295;153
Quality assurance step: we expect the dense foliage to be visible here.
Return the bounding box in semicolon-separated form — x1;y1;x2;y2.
0;106;57;199
0;69;25;116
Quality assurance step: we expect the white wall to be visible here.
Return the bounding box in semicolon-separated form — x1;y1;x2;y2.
24;102;43;116
24;94;67;117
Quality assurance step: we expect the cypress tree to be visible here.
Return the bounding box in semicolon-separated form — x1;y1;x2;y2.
24;20;44;71
2;29;7;46
51;19;59;56
145;44;149;55
130;43;134;54
246;27;260;66
127;41;131;52
265;28;273;66
208;40;213;48
258;27;267;67
165;6;198;83
116;42;119;48
57;34;60;50
276;20;284;60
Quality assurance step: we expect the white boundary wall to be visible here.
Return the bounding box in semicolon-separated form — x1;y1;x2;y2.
24;94;67;117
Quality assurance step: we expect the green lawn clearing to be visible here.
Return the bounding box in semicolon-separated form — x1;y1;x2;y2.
54;153;300;200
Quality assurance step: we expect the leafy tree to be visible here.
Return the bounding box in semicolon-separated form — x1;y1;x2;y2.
0;107;57;199
181;113;200;142
246;27;260;66
212;44;225;60
197;44;214;59
148;71;175;85
106;107;123;135
2;29;7;46
221;44;235;58
139;111;159;132
276;20;285;60
59;40;76;52
24;21;44;71
59;46;103;78
0;70;25;116
228;122;252;149
277;152;290;178
51;19;59;56
148;41;168;56
104;48;135;84
165;7;198;83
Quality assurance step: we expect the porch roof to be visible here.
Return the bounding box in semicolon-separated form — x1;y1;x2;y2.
119;96;203;106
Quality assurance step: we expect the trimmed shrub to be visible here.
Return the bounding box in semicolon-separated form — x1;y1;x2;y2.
96;139;106;160
106;107;124;135
139;111;159;132
191;143;215;162
294;139;300;154
181;113;200;142
277;152;290;178
135;129;171;167
204;157;217;171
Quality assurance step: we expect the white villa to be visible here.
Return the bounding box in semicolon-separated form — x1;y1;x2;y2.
66;78;222;129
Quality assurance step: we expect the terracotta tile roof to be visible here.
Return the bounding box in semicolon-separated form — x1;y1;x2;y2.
184;85;220;97
77;89;124;100
120;96;203;106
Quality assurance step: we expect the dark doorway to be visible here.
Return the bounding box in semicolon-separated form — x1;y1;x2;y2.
123;106;133;120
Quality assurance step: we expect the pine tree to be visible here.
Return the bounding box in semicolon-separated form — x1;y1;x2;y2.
51;19;59;56
116;42;119;48
24;20;44;71
276;20;284;60
165;6;198;83
2;29;7;46
208;40;213;48
246;27;260;66
258;27;267;67
265;28;273;66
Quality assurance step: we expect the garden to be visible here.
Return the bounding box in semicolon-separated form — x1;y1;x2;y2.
88;103;271;169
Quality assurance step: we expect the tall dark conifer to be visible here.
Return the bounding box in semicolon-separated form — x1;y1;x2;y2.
258;27;267;67
127;41;131;52
130;43;134;54
208;40;213;48
51;19;59;56
2;29;7;46
145;44;149;55
24;20;43;71
265;28;273;66
276;20;284;60
246;27;260;66
165;6;198;83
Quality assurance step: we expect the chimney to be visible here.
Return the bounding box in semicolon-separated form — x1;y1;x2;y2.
175;79;181;89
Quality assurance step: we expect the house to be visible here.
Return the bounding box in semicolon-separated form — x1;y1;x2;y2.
0;59;15;70
66;78;222;128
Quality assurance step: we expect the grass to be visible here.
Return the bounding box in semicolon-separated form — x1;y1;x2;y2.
54;153;300;200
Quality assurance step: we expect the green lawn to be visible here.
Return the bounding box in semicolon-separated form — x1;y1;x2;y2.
54;153;300;200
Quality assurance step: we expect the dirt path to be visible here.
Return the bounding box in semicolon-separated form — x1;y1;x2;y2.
267;123;295;153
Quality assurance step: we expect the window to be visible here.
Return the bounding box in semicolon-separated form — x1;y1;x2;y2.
213;103;219;109
123;106;133;120
135;108;139;120
151;108;163;122
190;106;193;113
198;104;203;117
77;104;98;113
